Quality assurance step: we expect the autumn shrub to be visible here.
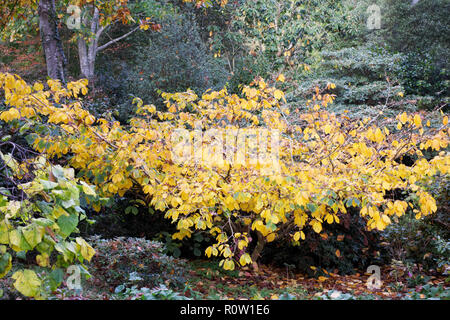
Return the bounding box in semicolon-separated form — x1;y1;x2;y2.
87;236;187;290
0;72;449;273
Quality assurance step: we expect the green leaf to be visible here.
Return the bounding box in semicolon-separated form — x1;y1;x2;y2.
0;250;12;278
57;213;78;238
48;268;64;291
51;166;66;180
54;243;74;263
61;198;76;209
40;179;58;190
33;218;55;228
307;203;318;213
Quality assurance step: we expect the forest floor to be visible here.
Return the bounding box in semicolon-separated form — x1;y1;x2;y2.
1;259;448;300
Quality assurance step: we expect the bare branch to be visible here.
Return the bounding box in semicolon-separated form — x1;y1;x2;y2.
96;26;140;53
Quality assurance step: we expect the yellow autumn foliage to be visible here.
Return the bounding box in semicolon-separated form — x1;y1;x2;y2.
0;72;449;270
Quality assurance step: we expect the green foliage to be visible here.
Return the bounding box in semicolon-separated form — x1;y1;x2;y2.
290;45;404;116
113;284;190;300
396;50;449;99
383;202;450;273
87;236;187;290
405;283;450;300
95;11;228;120
381;0;450;98
0;156;98;298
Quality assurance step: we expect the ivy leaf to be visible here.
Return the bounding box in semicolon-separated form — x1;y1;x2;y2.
49;268;64;291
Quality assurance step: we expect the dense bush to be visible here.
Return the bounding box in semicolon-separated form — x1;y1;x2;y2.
381;0;450;98
95;11;228;121
396;50;449;99
290;45;404;116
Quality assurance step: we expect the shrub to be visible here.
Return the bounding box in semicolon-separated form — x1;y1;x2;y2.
381;0;450;99
1;72;449;273
87;236;187;290
383;207;450;273
396;50;449;98
290;45;404;117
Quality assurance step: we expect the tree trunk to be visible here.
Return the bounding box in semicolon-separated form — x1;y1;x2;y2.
251;231;266;272
38;0;66;83
78;37;97;85
77;7;101;86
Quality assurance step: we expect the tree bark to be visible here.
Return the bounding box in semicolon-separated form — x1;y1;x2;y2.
38;0;67;83
251;231;266;271
77;7;101;86
77;6;140;86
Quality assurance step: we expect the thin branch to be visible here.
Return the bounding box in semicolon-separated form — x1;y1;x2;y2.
96;26;140;53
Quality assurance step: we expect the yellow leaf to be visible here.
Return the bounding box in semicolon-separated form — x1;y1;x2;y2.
239;253;252;266
36;253;49;267
223;259;235;270
311;220;322;233
413;114;422;127
274;89;284;101
335;249;340;257
33;82;44;92
266;233;276;242
12;269;41;297
276;74;285;82
323;124;332;134
399;112;408;124
76;237;96;262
